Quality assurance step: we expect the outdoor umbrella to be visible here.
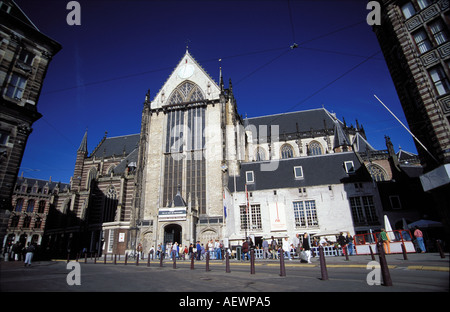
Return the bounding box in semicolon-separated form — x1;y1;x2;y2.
384;215;396;240
408;219;443;229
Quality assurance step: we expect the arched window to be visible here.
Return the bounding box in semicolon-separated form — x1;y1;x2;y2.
367;164;387;182
15;198;24;212
86;167;97;190
26;199;35;213
281;144;294;159
103;186;118;223
167;81;205;105
308;141;323;156
255;147;266;161
38;201;46;213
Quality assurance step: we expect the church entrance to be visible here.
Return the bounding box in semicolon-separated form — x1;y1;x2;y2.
164;224;182;245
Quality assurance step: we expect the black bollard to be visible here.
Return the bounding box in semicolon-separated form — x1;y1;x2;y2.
250;249;255;274
401;242;408;260
160;252;164;267
369;245;375;261
436;240;445;259
94;253;97;264
85;253;88;263
104;254;107;264
190;254;195;270
136;254;140;266
67;253;70;263
124;253;128;265
147;253;151;267
279;249;286;277
344;246;349;261
225;251;231;273
377;242;393;286
114;254;117;265
173;252;176;269
206;252;211;272
318;246;328;281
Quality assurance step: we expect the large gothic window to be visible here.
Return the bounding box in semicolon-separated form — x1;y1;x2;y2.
367;164;387;182
103;186;118;222
255;147;266;161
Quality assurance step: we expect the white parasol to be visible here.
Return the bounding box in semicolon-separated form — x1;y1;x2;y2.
384;215;396;241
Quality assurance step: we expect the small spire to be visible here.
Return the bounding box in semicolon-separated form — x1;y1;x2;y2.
77;129;88;153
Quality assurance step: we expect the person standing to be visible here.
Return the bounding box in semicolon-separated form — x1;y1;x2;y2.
282;237;291;260
24;243;35;267
346;232;354;255
270;236;278;259
196;241;201;260
242;239;249;261
262;239;269;259
302;233;312;263
380;228;390;254
338;232;348;256
414;226;426;253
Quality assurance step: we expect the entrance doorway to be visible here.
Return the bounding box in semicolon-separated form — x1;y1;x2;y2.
164;224;182;245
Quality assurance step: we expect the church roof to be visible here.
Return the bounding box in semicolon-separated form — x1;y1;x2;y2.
15;176;70;193
244;108;340;137
90;134;140;158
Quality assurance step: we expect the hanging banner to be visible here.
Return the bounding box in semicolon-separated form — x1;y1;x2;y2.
269;202;287;231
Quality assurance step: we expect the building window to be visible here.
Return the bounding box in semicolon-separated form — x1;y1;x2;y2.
240;204;262;231
26;200;34;213
293;166;303;179
429;66;450;96
245;171;254;184
367;164;387;181
255;147;266;161
108;229;114;253
38;201;46;213
308;141;323;156
293;200;318;228
103;187;118;222
417;0;431;10
429;19;449;46
34;217;42;229
0;130;9;145
401;2;416;19
349;196;379;225
280;144;294;159
344;161;355;173
413;29;432;54
10;216;19;228
15;198;23;212
389;195;402;209
6;74;27;99
23;216;31;228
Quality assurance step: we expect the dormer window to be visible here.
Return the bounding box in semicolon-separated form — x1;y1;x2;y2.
293;166;303;179
344;161;355;174
245;171;254;184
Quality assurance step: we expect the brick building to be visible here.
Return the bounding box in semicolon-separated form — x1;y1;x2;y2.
0;0;61;247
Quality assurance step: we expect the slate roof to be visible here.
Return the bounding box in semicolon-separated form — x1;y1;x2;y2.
15;176;70;193
229;152;371;192
244;108;339;136
90;134;140;158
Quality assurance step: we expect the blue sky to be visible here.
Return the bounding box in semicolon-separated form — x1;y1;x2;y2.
15;0;417;183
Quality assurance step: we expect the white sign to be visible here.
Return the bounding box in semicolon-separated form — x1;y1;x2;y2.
118;233;125;242
269;202;287;231
158;207;187;221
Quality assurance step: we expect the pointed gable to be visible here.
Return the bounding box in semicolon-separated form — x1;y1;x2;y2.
151;50;221;109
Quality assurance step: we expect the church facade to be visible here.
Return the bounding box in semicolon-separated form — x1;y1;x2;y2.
36;50;424;257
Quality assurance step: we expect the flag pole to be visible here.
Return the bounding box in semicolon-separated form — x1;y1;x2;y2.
374;94;439;163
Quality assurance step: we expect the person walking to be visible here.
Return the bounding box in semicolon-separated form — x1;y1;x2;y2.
346;232;354;255
196;241;201;260
338;232;348;256
302;233;312;263
242;239;249;261
414;226;426;253
24;243;35;267
270;236;278;259
262;239;269;259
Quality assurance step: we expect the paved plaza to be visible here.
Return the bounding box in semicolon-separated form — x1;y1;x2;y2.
1;252;448;294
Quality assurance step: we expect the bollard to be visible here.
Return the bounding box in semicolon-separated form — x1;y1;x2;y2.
160;253;163;267
401;242;408;260
67;253;70;263
173;252;176;269
104;254;107;264
377;242;393;286
94;253;97;264
136;254;140;266
318;246;328;281
225;251;231;273
436;240;445;259
206;252;211;272
250;249;255;274
147;252;151;267
279;249;286;277
190;254;195;270
369;245;375;261
125;253;128;265
344;246;349;261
